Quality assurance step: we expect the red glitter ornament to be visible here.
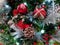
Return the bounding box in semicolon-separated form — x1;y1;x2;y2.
16;20;31;30
17;3;28;14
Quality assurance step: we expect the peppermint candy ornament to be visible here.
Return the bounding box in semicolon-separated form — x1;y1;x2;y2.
33;7;46;20
17;3;28;15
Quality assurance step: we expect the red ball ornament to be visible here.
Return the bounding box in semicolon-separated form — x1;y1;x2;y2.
13;9;19;16
17;3;28;14
33;8;46;19
16;20;31;30
16;20;24;29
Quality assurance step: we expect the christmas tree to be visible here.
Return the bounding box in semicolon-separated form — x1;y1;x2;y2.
0;0;60;45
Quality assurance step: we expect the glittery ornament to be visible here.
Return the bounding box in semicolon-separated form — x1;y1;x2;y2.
33;7;46;20
17;3;28;14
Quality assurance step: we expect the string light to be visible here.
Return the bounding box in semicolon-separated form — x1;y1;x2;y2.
5;5;10;8
45;0;52;2
41;29;45;34
16;42;19;45
24;2;27;6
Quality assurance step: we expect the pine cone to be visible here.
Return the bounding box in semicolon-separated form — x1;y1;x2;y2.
23;27;35;39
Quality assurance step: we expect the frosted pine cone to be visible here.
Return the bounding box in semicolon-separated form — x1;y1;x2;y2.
23;27;35;39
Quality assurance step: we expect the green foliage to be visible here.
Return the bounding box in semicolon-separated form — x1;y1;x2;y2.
44;23;56;35
0;24;16;45
55;0;60;5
